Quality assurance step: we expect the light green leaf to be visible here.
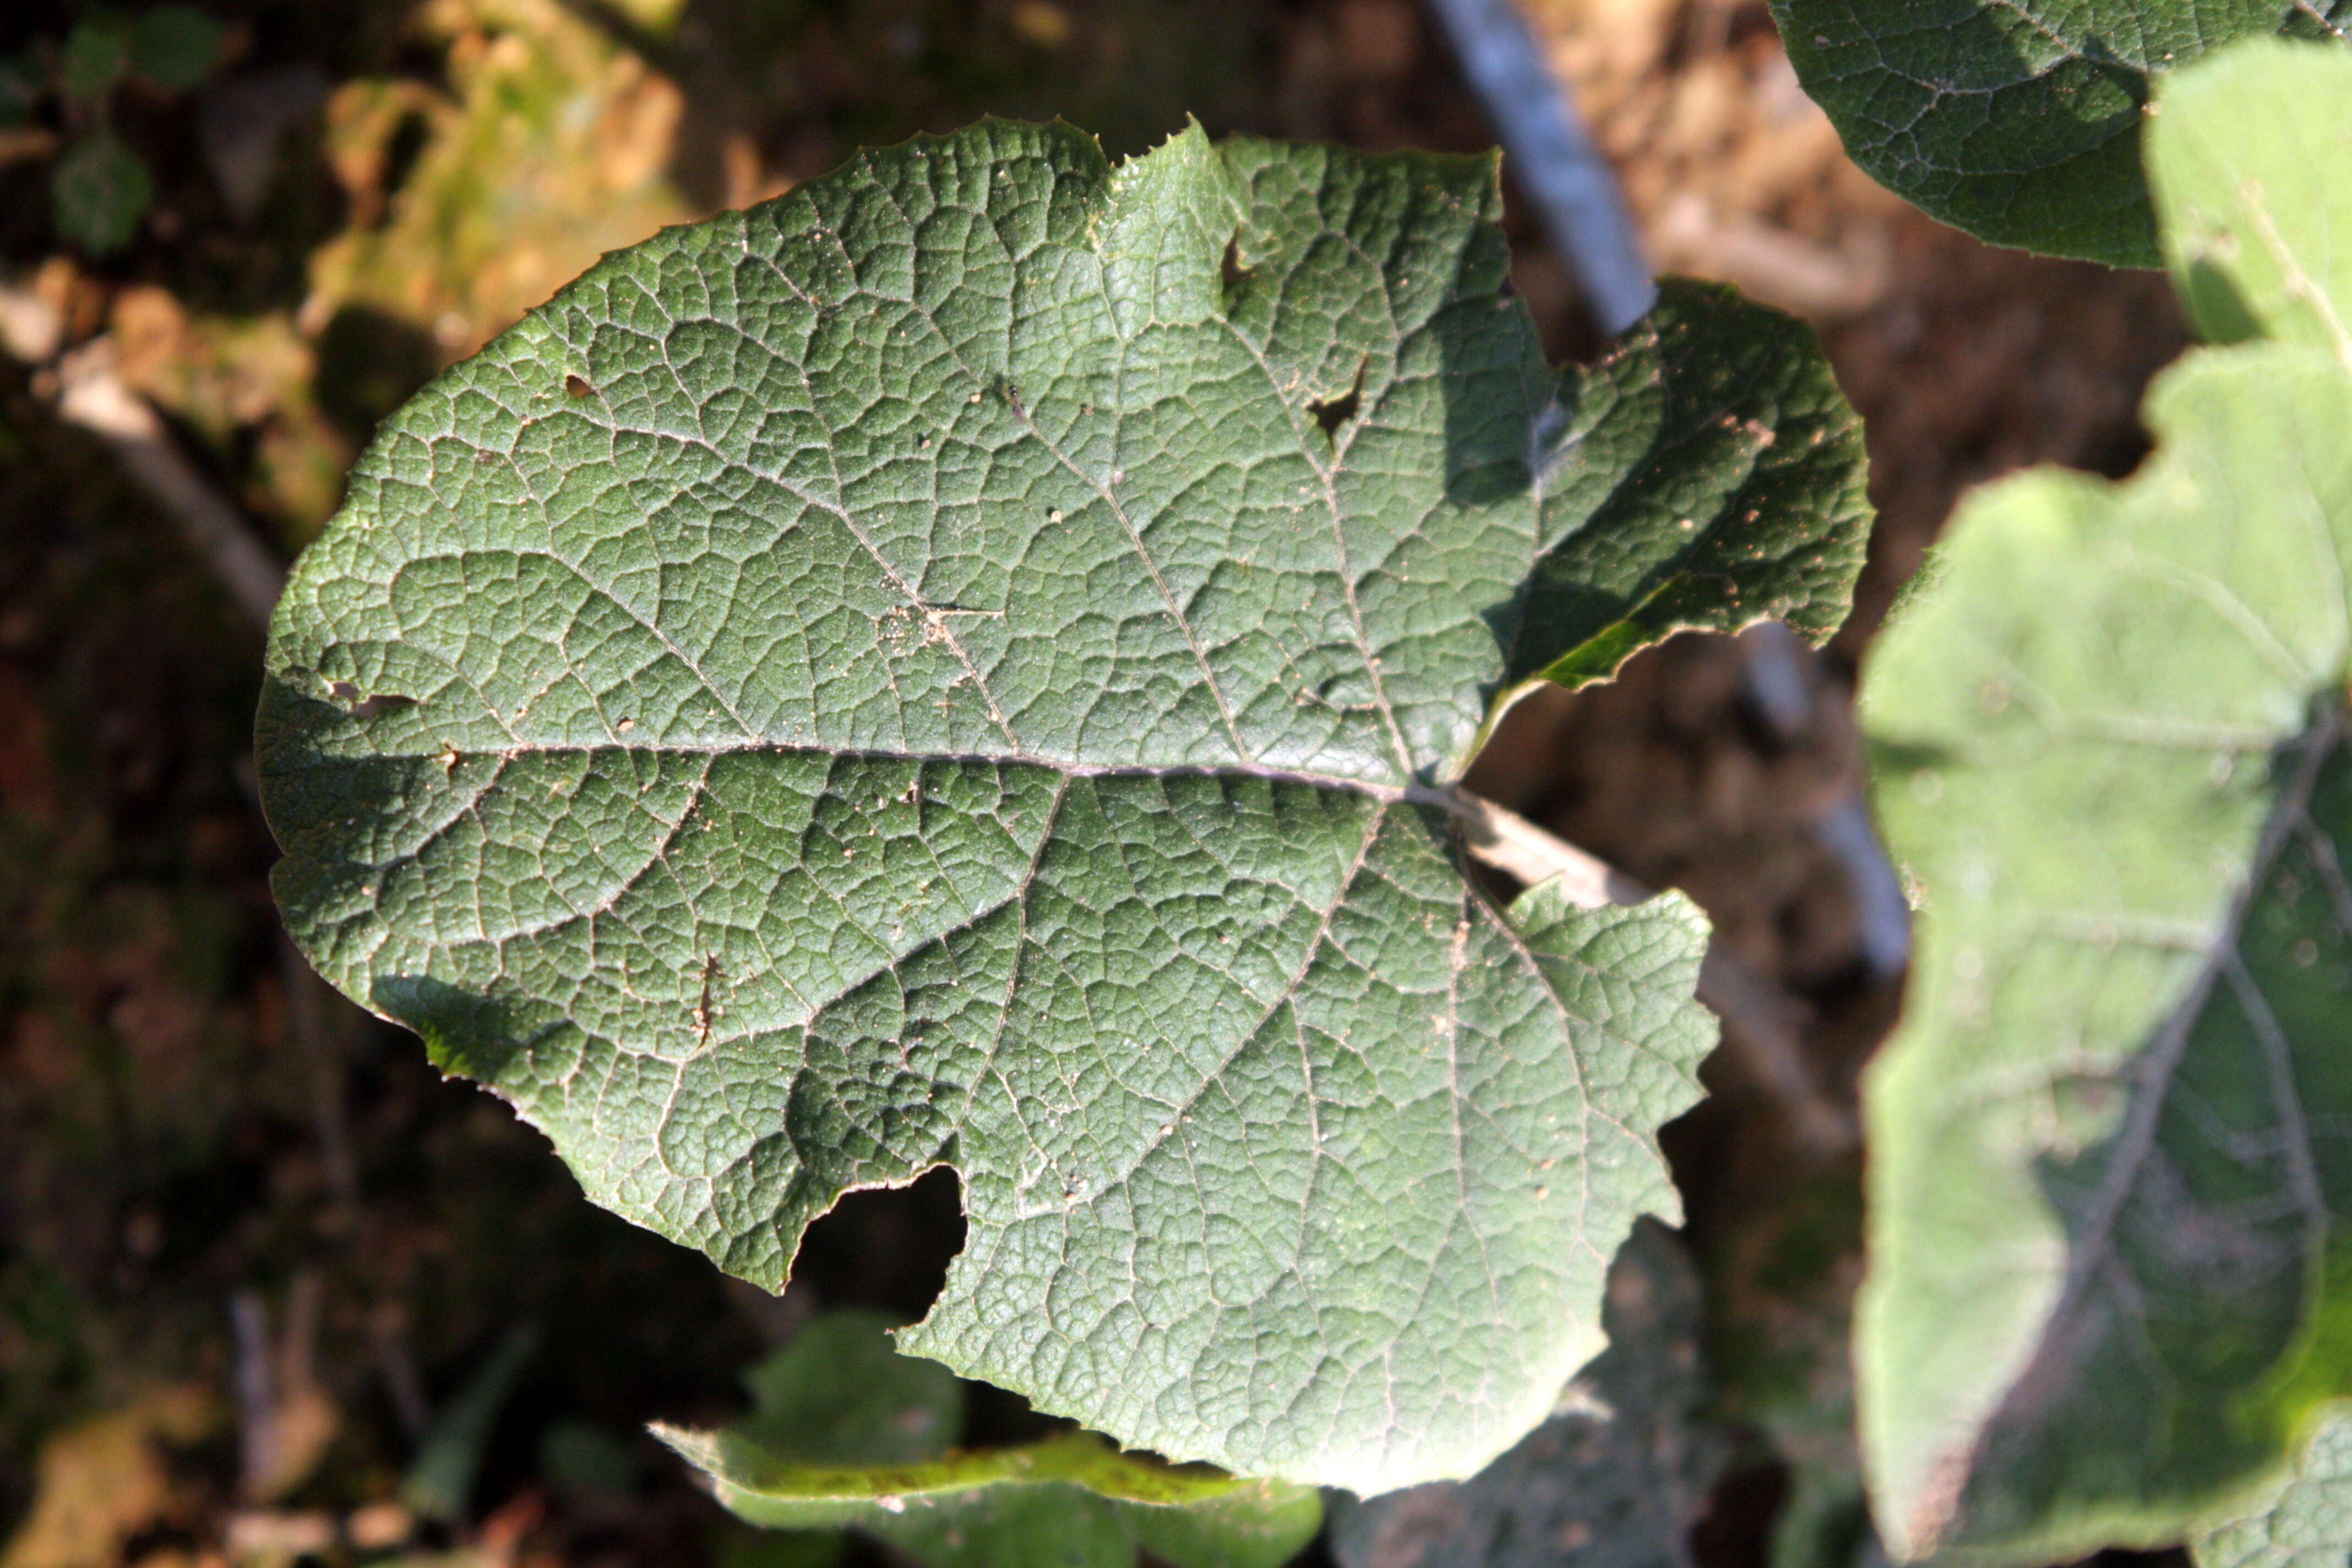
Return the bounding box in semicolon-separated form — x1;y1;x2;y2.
1767;0;2350;267
665;1430;1318;1568
2193;1410;2352;1568
1863;340;2352;1564
402;1325;536;1521
659;1311;1317;1568
1326;1219;1728;1568
1857;41;2352;1556
2149;39;2352;352
260;119;1871;1492
52;129;151;256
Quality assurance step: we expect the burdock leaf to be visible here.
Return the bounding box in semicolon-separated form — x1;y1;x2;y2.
1768;0;2351;266
261;118;1869;1491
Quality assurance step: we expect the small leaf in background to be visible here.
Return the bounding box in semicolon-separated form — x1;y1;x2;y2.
261;117;1871;1492
59;19;130;101
1855;37;2352;1564
1701;1169;1875;1568
0;54;40;127
2193;1411;2352;1568
401;1325;536;1522
660;1310;1320;1568
302;3;694;355
128;4;226;94
538;1420;644;1500
52;129;153;256
1326;1219;1729;1568
1766;0;2352;268
0;1387;219;1568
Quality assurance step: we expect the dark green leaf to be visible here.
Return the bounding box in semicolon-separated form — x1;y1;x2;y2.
52;130;151;256
128;5;225;94
0;55;42;128
58;20;129;102
736;1310;963;1468
402;1325;537;1521
261;119;1871;1491
1767;0;2351;266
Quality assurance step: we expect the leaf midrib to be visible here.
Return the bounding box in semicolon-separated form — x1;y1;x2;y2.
1936;700;2349;1549
280;737;1429;803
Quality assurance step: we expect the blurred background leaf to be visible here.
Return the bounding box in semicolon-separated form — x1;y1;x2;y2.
52;130;150;254
127;4;226;94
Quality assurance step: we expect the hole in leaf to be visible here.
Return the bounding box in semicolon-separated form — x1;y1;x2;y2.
780;1164;1056;1448
1219;232;1252;299
564;373;592;399
789;1164;966;1325
1308;355;1369;440
325;679;416;720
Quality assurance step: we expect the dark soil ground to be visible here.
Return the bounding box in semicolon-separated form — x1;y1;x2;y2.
0;2;2189;1565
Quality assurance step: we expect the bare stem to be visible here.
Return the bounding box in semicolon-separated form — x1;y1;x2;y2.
1;284;284;630
1424;781;1860;1157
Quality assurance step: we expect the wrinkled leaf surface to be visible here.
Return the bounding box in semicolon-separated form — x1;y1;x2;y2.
260;118;1870;1491
1768;0;2349;265
1326;1219;1727;1568
2194;1412;2352;1568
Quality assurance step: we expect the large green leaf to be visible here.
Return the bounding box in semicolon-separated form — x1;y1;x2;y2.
1856;42;2352;1562
259;118;1870;1492
659;1309;1316;1568
1325;1219;1728;1568
1767;0;2349;267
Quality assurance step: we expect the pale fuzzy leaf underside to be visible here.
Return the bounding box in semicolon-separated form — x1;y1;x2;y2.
259;118;1870;1491
2150;39;2352;355
1856;42;2352;1564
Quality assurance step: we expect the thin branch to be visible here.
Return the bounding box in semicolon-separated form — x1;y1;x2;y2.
0;282;284;630
1415;782;1637;908
1424;782;1860;1156
231;1289;278;1500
